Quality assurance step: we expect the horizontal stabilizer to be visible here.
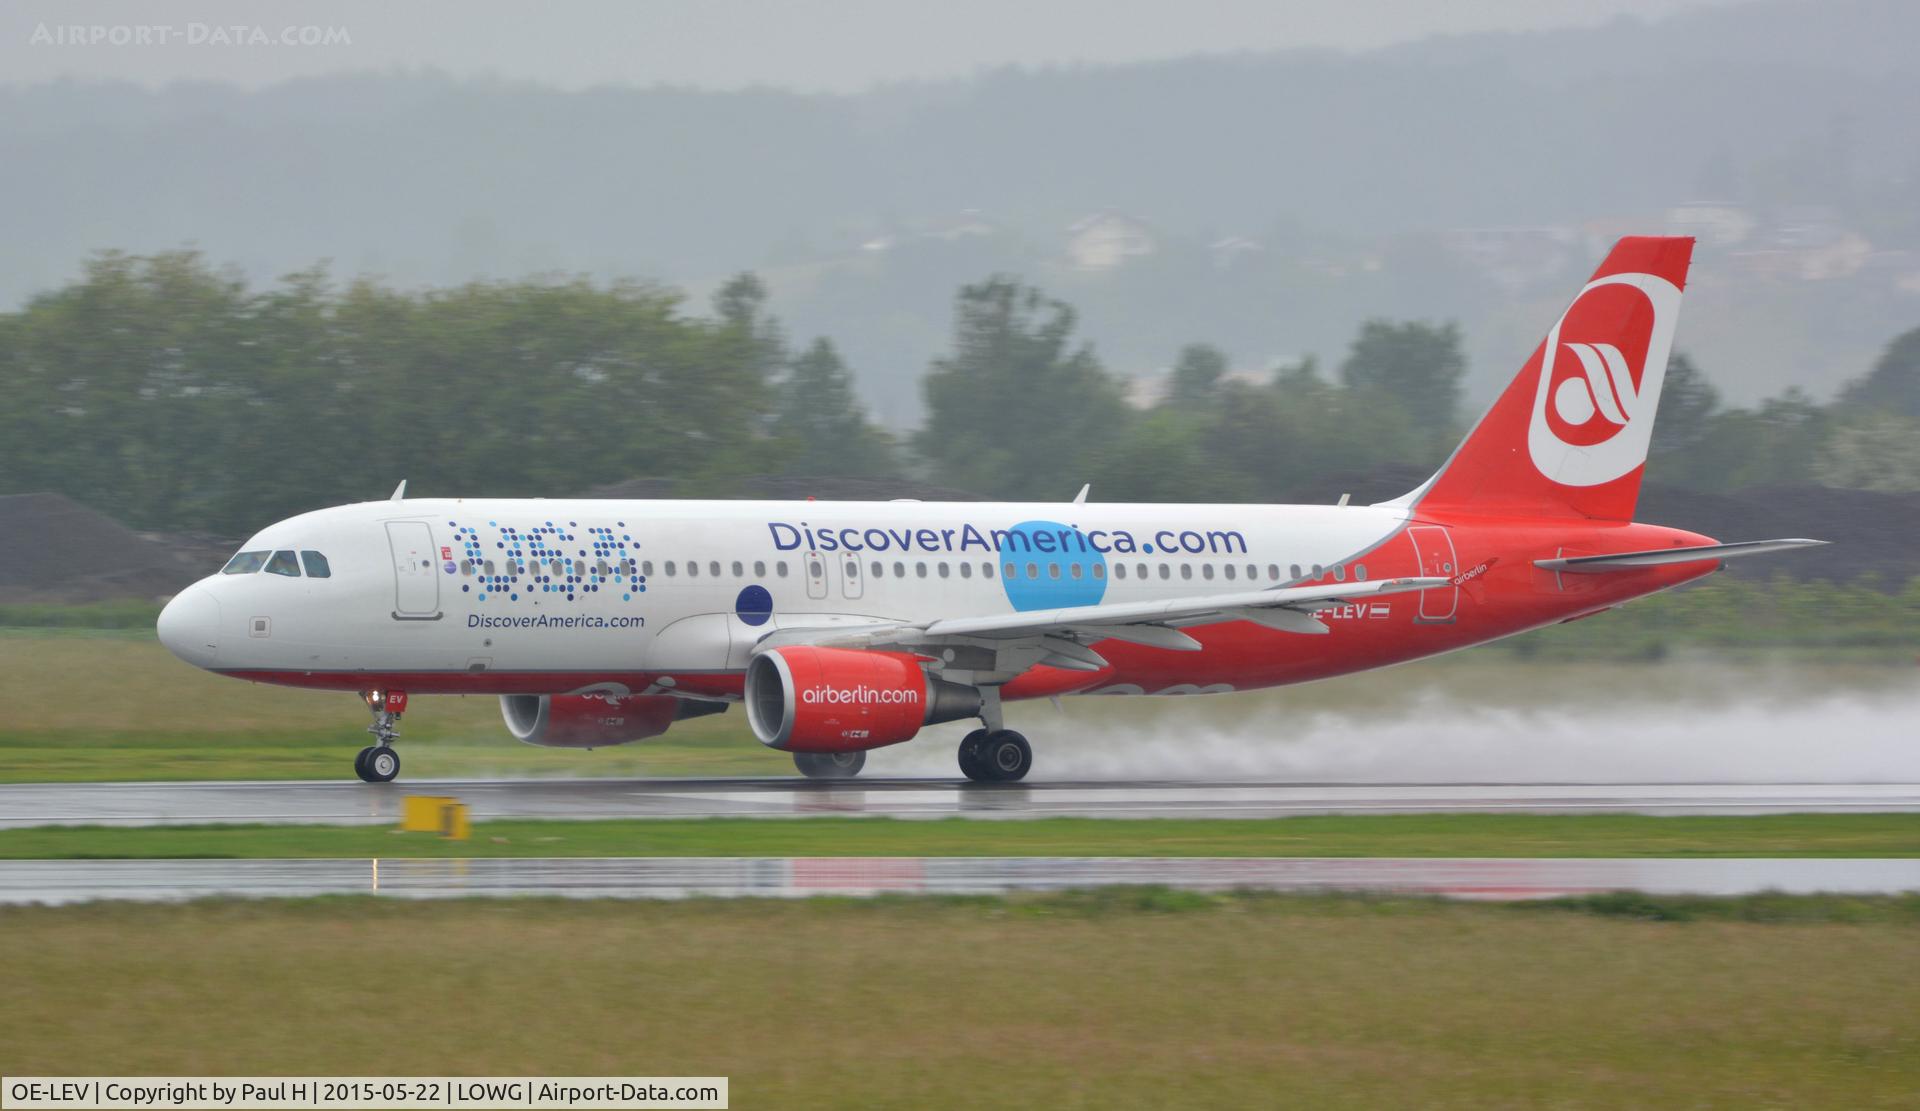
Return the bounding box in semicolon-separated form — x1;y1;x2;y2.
1534;538;1827;573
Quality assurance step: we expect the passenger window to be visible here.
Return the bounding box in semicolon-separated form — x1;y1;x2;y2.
776;561;789;577
665;561;677;576
1004;563;1017;579
960;562;973;579
688;561;701;578
709;561;721;577
754;561;766;577
222;550;270;575
1158;564;1170;580
1289;564;1301;580
1048;563;1061;579
461;560;475;576
732;561;744;577
485;560;496;576
1180;564;1193;581
642;561;654;577
1202;564;1215;580
299;551;331;578
1092;564;1104;580
265;550;301;577
597;560;612;577
938;562;950;578
871;560;884;578
1312;564;1323;578
1224;564;1236;580
1069;563;1082;579
1355;564;1369;581
982;563;995;579
1114;563;1127;580
809;560;823;578
846;559;860;578
1026;562;1039;579
894;561;907;578
1334;564;1346;581
916;562;928;578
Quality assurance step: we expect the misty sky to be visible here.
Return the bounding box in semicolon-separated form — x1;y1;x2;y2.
10;0;1757;91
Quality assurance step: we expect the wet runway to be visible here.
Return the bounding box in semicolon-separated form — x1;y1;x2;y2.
2;778;1917;827
2;856;1916;905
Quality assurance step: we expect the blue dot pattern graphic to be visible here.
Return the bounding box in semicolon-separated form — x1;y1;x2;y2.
998;520;1107;612
440;519;644;606
734;584;774;626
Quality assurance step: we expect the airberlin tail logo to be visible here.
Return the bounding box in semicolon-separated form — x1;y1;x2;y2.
1527;271;1682;487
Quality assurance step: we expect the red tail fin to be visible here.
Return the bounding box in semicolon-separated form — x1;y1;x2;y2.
1393;236;1694;521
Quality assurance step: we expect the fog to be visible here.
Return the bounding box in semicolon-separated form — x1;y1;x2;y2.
865;663;1920;782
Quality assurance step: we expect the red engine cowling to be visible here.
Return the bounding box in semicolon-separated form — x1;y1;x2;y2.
500;693;722;748
745;646;983;753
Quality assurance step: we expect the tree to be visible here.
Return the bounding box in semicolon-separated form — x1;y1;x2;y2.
1338;319;1465;455
1815;412;1920;492
915;278;1130;499
1651;352;1722;460
771;338;897;476
1166;343;1228;408
1840;325;1920;419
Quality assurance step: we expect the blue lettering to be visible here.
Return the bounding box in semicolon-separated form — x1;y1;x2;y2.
769;522;802;550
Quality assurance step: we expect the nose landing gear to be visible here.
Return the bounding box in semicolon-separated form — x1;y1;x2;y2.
355;689;407;783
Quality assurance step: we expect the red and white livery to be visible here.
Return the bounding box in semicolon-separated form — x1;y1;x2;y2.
158;237;1822;782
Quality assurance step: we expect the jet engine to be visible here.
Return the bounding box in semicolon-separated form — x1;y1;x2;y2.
500;693;725;748
745;645;983;752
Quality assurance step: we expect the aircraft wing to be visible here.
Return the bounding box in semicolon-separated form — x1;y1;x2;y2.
756;576;1448;671
1533;538;1827;573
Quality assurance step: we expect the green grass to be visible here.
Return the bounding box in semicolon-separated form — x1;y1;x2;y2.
3;893;1916;1107
3;813;1915;860
4;628;1915;783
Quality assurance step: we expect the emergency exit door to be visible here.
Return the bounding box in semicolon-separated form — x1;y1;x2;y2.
1407;525;1458;623
386;521;441;618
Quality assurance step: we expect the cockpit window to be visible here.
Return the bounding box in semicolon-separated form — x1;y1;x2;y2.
222;550;271;575
300;551;332;579
265;550;302;577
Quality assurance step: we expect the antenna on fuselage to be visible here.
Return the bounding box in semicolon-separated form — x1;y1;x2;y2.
390;480;408;501
1071;484;1090;504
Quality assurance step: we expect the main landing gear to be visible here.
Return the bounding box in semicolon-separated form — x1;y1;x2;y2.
355;689;407;783
958;728;1032;783
793;751;866;780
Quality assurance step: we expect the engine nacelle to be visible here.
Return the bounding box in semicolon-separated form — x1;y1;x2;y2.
500;693;724;748
745;645;983;753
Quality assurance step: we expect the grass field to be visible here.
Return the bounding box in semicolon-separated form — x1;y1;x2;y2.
2;893;1916;1107
3;813;1917;859
4;628;1914;783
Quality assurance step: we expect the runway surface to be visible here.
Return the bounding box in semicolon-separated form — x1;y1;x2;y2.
3;856;1916;905
3;778;1918;827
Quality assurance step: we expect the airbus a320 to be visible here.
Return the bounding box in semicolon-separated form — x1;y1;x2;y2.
157;237;1821;783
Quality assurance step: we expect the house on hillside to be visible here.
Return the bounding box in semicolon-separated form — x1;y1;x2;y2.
1444;225;1578;290
1666;201;1756;247
1067;211;1158;272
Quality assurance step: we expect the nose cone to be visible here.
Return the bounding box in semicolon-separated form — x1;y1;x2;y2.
157;583;222;668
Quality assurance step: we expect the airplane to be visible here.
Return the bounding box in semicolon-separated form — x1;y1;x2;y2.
157;236;1822;784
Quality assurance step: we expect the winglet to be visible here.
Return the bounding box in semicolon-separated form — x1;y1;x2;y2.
1072;484;1090;504
390;480;408;502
